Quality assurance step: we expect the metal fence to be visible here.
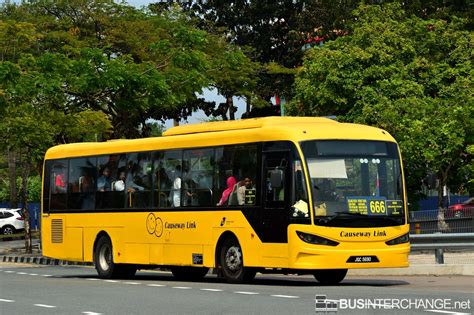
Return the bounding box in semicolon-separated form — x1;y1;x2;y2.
410;233;474;264
409;207;473;234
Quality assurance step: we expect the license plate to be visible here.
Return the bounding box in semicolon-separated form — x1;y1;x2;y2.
347;256;379;263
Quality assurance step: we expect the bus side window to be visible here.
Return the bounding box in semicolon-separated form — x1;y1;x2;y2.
153;150;182;208
96;155;125;209
68;157;97;210
50;160;69;210
183;148;214;207
125;152;152;208
216;145;258;207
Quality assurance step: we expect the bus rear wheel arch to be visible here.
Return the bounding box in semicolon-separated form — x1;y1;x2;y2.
93;233;137;279
218;235;256;283
313;269;347;285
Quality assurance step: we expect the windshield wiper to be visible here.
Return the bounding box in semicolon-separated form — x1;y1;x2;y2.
316;212;367;224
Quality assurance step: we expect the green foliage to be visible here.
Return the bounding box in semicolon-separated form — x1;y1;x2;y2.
0;0;257;137
291;3;473;203
145;121;165;137
0;176;41;203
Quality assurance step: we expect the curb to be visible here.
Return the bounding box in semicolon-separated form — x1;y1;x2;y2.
348;264;474;276
1;255;473;276
1;255;93;266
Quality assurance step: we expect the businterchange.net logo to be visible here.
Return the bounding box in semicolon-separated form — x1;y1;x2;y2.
314;294;471;313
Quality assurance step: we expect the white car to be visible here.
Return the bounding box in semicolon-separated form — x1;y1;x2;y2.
0;208;25;235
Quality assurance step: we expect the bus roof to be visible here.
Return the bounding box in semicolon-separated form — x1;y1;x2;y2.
45;117;396;160
162;116;335;136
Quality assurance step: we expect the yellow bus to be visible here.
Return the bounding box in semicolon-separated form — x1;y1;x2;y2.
41;117;409;284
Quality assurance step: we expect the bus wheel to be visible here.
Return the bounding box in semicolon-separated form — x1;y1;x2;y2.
94;235;116;279
219;237;256;283
313;269;347;285
171;267;209;281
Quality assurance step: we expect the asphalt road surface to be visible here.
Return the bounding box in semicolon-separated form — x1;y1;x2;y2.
0;263;472;315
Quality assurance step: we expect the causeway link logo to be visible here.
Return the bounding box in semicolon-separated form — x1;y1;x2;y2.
146;213;163;238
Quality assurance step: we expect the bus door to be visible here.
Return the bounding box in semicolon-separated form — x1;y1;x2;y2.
261;149;291;243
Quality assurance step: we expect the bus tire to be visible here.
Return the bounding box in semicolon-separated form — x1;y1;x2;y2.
313;269;347;285
94;235;118;279
171;267;209;281
219;237;256;283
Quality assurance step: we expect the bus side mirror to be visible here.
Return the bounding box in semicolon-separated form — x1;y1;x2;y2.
270;169;284;188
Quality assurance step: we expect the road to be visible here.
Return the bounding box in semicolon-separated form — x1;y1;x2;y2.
0;263;472;315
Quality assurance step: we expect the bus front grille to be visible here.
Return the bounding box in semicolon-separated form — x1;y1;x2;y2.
51;219;63;243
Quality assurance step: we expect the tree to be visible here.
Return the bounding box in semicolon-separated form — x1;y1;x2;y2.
152;0;472;114
0;19;112;251
290;3;473;224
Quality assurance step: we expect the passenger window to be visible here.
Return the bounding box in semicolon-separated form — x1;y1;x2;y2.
126;152;152;208
183;148;215;207
50;159;68;210
68;157;96;210
153;150;181;208
96;155;125;209
215;145;258;207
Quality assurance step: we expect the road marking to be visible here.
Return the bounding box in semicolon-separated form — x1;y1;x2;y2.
28;273;38;276
0;299;15;303
425;310;471;315
34;304;56;308
86;278;100;281
82;312;103;315
200;288;223;292
234;291;259;295
124;282;140;285
4;271;14;273
271;294;299;299
104;280;119;283
147;284;166;287
16;272;27;275
41;274;52;277
172;286;192;289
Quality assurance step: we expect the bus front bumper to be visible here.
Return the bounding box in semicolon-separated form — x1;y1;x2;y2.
290;244;410;270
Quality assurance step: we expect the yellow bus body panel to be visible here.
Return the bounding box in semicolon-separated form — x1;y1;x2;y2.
42;117;409;270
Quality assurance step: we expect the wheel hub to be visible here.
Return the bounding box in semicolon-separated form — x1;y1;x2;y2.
99;245;111;271
225;246;242;271
4;227;13;235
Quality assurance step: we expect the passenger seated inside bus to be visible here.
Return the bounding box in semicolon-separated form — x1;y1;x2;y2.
97;167;111;192
54;172;67;193
217;176;237;206
183;177;197;206
228;176;253;206
126;162;144;192
171;165;182;207
113;171;126;191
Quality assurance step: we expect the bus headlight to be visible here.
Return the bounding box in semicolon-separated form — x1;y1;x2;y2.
385;233;409;245
296;231;339;246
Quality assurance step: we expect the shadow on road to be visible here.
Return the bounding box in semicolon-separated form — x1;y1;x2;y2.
59;270;409;287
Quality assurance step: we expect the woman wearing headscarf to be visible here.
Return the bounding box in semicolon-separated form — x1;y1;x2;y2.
217;176;237;206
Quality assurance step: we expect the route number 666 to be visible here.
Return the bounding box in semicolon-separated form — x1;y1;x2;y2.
369;200;386;214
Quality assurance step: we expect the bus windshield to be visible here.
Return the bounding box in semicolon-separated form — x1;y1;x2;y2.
301;140;405;227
